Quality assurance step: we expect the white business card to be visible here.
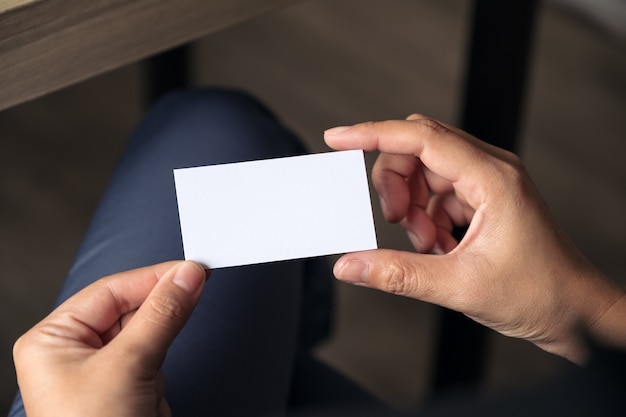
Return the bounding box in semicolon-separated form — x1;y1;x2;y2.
174;149;377;269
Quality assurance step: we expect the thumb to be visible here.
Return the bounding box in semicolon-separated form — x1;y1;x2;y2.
333;249;462;309
111;261;208;371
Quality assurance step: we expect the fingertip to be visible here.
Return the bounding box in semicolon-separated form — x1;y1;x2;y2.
378;195;404;224
332;256;347;278
333;255;369;284
181;260;212;279
378;195;390;220
203;267;212;279
171;261;207;294
324;125;354;150
188;260;210;279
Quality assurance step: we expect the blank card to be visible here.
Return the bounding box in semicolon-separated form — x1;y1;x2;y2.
174;149;377;269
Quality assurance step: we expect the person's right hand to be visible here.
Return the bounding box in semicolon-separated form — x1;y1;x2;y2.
325;115;626;364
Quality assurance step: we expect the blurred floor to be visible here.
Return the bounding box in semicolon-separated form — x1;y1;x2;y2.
1;0;624;413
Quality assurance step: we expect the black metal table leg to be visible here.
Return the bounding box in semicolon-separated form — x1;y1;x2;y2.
144;44;192;104
431;0;540;394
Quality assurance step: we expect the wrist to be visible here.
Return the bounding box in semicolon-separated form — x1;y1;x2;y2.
569;266;626;364
535;262;623;365
585;285;626;353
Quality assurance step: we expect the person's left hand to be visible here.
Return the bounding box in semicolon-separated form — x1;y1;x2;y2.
13;261;208;417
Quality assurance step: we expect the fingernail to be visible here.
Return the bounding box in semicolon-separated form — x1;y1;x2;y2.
324;126;352;136
335;259;369;284
172;262;206;294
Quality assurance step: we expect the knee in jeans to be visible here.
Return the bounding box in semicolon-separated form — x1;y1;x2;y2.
139;87;306;159
154;88;275;123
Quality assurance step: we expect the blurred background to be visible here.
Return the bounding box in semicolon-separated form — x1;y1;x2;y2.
1;0;624;413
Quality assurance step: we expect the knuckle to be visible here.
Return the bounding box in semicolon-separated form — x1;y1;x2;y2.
499;150;524;176
361;120;378;130
147;293;188;324
378;259;418;296
493;152;531;195
412;117;448;136
359;121;383;141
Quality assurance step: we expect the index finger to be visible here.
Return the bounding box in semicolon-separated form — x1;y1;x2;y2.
324;118;493;207
327;119;482;180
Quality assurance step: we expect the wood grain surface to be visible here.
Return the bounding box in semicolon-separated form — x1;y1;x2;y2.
0;0;295;111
